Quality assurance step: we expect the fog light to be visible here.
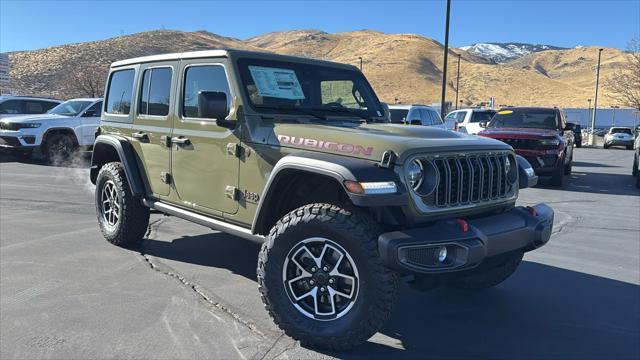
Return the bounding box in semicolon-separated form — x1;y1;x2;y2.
436;246;447;263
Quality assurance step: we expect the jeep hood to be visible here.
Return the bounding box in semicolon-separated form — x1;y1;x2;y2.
0;114;69;123
267;122;511;162
479;127;559;138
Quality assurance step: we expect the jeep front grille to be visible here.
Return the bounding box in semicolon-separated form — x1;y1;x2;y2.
494;138;539;150
418;152;515;210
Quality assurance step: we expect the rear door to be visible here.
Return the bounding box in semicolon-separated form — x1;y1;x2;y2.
79;101;102;146
130;63;177;197
170;60;239;214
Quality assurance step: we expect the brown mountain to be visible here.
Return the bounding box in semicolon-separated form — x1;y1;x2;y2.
4;29;627;107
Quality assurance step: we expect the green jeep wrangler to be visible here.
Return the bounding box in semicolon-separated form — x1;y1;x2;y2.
90;50;553;350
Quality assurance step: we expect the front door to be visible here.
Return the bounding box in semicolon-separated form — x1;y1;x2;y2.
130;62;177;197
170;61;239;214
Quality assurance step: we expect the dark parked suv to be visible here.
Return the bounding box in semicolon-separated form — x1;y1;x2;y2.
478;107;575;186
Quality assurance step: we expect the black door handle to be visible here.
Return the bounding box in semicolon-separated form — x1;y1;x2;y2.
132;132;149;142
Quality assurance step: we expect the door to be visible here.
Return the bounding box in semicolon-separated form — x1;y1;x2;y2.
130;63;176;197
170;61;239;214
79;101;102;146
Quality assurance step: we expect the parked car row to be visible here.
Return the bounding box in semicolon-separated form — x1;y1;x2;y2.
0;96;103;161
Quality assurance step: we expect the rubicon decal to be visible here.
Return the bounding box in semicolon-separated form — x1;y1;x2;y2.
277;135;374;156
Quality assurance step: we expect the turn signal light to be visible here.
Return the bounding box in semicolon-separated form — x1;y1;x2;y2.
456;218;469;232
527;206;537;216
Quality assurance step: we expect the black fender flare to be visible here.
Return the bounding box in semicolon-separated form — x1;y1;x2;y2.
251;152;408;234
90;135;147;196
41;127;80;147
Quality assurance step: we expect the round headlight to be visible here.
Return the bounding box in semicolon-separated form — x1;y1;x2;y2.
406;159;424;190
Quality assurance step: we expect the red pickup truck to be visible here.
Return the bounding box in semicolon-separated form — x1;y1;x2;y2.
478;107;575;186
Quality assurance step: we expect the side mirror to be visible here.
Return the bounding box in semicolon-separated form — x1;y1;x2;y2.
197;91;233;127
565;122;575;131
83;110;97;117
516;155;538;189
479;121;488;128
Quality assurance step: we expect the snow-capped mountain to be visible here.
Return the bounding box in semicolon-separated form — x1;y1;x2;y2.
460;42;567;63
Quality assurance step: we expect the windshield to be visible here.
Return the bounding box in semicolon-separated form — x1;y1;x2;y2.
237;58;384;121
470;111;496;123
611;128;632;135
489;109;559;130
48;101;92;116
389;109;409;123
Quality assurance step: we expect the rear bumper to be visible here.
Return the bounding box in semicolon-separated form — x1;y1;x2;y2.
605;139;633;146
378;204;553;274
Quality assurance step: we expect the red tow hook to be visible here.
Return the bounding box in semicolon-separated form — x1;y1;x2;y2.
456;218;469;233
526;206;538;216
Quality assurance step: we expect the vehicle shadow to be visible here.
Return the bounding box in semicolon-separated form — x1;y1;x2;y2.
138;233;639;359
140;233;261;281
536;171;639;196
0;152;91;168
341;262;640;359
571;160;617;168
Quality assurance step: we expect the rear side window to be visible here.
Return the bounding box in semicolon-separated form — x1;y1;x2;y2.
40;101;59;112
24;101;44;114
106;69;135;115
470;112;494;123
456;112;466;122
139;67;172;116
183;65;231;119
425;109;443;125
389;109;408;123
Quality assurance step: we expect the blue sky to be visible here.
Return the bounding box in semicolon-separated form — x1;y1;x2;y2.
1;0;638;52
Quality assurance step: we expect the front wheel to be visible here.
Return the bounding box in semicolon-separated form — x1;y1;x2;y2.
257;203;398;351
450;251;524;290
44;133;77;164
95;162;150;246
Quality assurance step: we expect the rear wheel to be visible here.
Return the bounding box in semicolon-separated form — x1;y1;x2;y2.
450;251;524;290
564;158;572;175
257;203;398;351
627;145;634;150
604;143;610;149
95;162;150;246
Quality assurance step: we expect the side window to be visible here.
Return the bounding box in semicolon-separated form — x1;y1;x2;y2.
456;111;467;123
105;69;135;115
139;67;172;116
420;109;433;125
85;101;103;117
40;101;59;112
0;100;23;114
320;80;365;109
183;65;231;119
24;101;44;114
445;112;457;121
407;108;421;123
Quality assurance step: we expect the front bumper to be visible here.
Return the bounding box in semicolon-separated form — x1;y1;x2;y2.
0;130;39;150
378;203;553;274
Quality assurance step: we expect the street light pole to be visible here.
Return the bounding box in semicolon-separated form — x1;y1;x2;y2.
455;53;461;110
358;57;363;71
590;48;603;146
440;0;452;118
611;105;619;126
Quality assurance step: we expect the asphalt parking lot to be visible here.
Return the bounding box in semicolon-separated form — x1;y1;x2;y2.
1;147;639;359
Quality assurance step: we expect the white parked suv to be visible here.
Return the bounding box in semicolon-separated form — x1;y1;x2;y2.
0;98;102;160
445;108;497;134
387;104;447;129
0;96;62;119
604;127;634;150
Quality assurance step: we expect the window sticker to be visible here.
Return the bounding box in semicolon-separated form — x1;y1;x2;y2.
248;66;305;100
497;110;513;115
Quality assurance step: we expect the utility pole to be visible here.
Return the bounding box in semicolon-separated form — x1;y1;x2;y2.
358;57;363;71
590;48;603;146
587;99;592;129
440;0;452;118
455;53;461;110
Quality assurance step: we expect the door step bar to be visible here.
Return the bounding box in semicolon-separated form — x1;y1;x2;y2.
143;199;264;243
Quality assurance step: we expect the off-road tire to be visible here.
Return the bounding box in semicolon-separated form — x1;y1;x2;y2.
257;203;399;351
95;162;149;246
450;251;524;290
44;133;77;164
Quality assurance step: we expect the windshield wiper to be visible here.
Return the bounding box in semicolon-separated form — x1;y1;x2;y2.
254;105;327;121
309;107;371;123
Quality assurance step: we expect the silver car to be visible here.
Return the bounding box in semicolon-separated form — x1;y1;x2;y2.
604;127;634;150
